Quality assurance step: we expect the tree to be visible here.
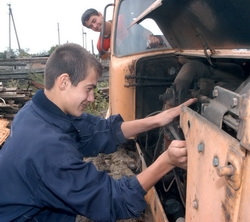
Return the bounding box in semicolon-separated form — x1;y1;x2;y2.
48;45;59;55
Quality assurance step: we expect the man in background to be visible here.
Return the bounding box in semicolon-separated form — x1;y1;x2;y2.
81;8;112;58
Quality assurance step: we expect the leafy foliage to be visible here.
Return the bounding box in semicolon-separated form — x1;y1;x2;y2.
48;45;59;55
84;81;109;117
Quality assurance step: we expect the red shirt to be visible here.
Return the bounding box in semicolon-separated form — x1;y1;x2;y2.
97;34;110;55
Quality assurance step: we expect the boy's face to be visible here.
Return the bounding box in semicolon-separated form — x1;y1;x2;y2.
62;68;98;117
85;13;103;32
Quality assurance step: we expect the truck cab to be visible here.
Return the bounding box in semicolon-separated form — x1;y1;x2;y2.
102;0;250;221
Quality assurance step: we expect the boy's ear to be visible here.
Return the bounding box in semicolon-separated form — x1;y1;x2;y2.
58;73;70;90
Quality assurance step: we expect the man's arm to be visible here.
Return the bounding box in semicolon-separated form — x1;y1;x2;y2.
121;98;196;139
137;140;187;192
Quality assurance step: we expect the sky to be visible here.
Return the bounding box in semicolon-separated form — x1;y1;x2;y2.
0;0;114;54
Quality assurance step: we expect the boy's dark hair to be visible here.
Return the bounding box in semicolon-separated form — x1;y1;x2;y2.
81;8;99;27
44;43;102;90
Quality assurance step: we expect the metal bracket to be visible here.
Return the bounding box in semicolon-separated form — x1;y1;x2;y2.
202;86;242;129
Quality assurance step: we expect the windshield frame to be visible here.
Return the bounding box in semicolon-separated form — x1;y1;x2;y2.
113;0;171;57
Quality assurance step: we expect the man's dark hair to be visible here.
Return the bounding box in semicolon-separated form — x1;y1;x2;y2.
81;8;99;27
44;43;102;89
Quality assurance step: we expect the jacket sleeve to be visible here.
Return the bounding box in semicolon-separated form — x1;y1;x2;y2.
73;114;127;156
37;153;147;221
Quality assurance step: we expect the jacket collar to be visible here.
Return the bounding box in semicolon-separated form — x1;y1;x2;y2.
32;89;70;120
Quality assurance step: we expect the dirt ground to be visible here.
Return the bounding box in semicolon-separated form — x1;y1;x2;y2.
75;144;153;222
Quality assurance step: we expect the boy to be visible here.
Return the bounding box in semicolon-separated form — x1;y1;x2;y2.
0;43;196;221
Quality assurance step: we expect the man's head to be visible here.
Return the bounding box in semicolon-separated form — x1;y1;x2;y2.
44;43;102;89
44;43;103;116
81;8;103;32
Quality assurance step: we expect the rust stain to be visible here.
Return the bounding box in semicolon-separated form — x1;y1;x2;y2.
221;201;231;222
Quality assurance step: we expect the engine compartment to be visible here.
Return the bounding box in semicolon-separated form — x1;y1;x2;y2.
131;54;250;221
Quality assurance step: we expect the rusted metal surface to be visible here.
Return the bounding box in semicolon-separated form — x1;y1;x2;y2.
180;106;248;221
238;92;250;151
136;143;169;222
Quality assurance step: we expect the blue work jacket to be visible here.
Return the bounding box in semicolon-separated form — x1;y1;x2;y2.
0;90;146;221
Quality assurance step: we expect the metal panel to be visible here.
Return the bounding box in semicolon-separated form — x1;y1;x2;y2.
180;106;246;221
136;142;169;222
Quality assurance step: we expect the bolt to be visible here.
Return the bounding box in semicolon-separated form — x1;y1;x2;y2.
231;98;238;108
213;156;219;167
201;103;208;113
193;199;198;209
213;89;218;98
197;142;204;153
